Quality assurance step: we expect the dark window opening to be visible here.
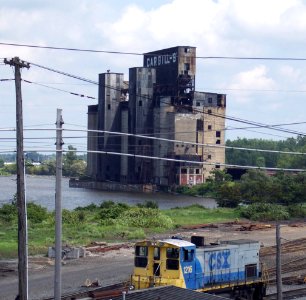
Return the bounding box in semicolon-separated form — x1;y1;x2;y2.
138;140;142;145
208;97;212;104
154;262;160;276
134;245;148;268
135;257;148;268
181;168;187;174
197;119;204;131
208;125;212;130
216;139;221;144
196;102;200;106
245;264;257;278
215;164;220;169
216;131;221;138
166;259;179;270
139;100;142;106
106;165;110;171
208;109;212;114
208;155;212;159
195;169;200;174
176;144;179;147
166;247;179;259
107;104;111;110
184;47;190;53
183;249;194;262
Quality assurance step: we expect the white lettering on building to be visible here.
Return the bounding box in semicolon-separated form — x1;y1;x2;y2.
146;52;177;67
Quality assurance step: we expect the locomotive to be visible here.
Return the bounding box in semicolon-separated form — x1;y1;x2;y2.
131;237;267;299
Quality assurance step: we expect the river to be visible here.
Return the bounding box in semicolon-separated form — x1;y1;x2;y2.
0;175;216;210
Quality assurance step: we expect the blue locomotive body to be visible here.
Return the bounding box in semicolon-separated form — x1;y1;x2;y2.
131;238;266;299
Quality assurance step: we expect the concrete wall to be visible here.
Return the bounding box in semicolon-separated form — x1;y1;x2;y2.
87;105;98;179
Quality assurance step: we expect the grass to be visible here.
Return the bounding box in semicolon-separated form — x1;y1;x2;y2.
162;204;240;226
0;203;239;258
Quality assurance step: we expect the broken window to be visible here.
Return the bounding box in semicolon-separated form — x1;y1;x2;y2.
216;139;221;144
216;131;221;138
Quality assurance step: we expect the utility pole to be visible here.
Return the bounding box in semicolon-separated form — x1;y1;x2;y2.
4;57;30;300
54;109;64;300
276;223;283;300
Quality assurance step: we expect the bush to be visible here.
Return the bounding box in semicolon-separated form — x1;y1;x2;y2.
287;205;306;218
99;203;129;220
27;202;48;224
119;207;173;229
240;203;289;221
0;203;17;223
136;200;159;209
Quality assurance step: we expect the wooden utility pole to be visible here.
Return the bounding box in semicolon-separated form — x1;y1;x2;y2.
276;224;283;300
54;109;64;300
4;57;30;300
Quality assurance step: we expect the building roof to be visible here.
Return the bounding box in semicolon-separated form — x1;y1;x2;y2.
110;286;229;300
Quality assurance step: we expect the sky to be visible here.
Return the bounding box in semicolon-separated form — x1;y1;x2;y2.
1;0;306;155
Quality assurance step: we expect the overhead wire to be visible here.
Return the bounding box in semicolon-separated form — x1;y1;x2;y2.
1;126;306;156
3;42;306;61
22;79;97;99
23;59;306;137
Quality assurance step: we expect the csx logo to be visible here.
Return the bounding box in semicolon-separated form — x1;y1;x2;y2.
208;250;230;270
183;266;193;274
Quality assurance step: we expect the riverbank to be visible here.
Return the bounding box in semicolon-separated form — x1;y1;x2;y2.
0;175;217;210
0;202;238;258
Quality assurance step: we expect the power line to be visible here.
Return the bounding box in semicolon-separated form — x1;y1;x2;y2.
22;79;97;99
3;42;306;61
1;147;305;172
23;59;306;137
2;127;306;156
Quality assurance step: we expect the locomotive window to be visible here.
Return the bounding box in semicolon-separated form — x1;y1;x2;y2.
135;246;148;257
154;247;160;260
166;248;179;259
135;246;148;268
183;249;194;262
135;257;148;268
166;259;179;270
245;264;257;278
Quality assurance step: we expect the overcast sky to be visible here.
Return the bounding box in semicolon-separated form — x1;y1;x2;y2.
1;0;306;154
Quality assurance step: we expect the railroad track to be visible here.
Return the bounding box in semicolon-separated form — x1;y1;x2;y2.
264;287;306;299
261;238;306;256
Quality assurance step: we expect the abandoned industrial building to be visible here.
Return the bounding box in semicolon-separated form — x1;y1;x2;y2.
86;46;226;191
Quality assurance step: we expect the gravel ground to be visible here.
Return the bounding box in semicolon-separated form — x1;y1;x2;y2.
1;221;306;299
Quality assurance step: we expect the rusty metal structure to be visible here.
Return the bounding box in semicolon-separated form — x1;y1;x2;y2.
87;46;226;188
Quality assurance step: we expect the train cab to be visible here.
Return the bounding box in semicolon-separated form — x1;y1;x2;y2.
131;238;196;289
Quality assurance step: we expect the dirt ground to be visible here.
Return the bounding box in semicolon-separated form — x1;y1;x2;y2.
1;220;306;299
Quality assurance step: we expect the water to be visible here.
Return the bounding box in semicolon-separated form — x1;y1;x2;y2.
0;175;216;210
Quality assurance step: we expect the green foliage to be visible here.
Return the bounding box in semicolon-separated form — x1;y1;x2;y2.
226;136;306;169
216;182;241;208
27;202;48;224
0;159;4;168
287;204;306;218
75;203;98;211
136;200;159;209
0;203;17;223
120;207;173;229
63;145;87;177
240;203;289;221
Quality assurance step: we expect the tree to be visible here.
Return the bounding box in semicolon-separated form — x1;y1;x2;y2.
63;145;86;177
